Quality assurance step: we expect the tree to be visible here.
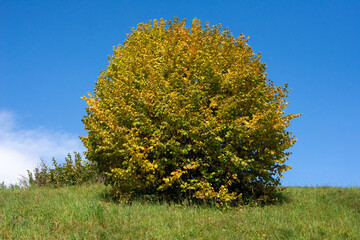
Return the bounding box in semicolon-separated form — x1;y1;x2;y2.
81;17;301;205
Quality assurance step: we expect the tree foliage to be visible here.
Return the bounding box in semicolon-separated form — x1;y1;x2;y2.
27;152;102;187
81;17;300;205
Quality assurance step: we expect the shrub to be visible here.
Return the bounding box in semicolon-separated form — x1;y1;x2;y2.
81;17;301;205
27;152;102;187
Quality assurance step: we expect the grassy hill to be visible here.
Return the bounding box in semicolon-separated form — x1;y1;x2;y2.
1;184;359;239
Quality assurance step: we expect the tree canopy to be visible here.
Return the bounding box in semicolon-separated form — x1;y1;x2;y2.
81;17;300;205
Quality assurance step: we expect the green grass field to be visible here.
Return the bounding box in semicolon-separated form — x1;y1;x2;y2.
1;184;359;239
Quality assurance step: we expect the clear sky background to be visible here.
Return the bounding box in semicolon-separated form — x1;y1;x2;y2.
1;0;359;186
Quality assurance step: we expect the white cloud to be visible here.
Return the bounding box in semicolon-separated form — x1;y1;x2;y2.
0;110;85;185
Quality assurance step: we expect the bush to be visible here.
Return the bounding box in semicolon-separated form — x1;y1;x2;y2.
81;17;301;206
27;152;102;187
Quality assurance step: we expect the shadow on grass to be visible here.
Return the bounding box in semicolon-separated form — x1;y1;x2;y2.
272;188;292;205
98;185;293;209
98;186;218;209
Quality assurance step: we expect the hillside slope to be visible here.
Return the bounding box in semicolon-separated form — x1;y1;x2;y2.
1;185;359;239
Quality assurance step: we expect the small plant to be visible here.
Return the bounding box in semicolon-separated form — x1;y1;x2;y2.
27;152;103;187
0;182;22;190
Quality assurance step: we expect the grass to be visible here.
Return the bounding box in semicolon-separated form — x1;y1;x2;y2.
0;184;359;239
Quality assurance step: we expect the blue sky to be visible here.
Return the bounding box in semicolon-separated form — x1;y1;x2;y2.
1;0;359;186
